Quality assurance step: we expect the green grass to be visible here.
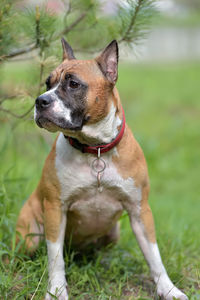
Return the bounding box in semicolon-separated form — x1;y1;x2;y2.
0;61;200;299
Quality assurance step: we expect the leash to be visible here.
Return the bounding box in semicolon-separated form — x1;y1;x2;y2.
65;108;125;191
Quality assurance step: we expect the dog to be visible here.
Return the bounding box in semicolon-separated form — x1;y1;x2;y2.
16;39;188;300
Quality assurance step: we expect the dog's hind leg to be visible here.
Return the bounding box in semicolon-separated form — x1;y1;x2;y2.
16;188;44;253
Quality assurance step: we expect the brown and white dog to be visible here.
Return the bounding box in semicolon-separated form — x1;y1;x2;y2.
16;39;188;300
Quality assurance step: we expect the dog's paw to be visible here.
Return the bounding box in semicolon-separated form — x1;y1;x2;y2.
157;285;188;300
45;282;68;300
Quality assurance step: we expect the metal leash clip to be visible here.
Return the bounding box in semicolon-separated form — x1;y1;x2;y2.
91;148;106;191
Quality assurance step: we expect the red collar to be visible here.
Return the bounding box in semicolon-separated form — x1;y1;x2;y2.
65;108;125;155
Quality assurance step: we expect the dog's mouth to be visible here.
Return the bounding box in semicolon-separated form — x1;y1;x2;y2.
36;117;57;132
36;116;83;132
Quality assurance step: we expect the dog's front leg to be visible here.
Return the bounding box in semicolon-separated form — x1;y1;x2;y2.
44;198;68;300
126;187;188;300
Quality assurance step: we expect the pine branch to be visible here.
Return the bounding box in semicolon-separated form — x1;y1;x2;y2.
0;95;19;105
119;0;157;44
63;0;72;25
0;6;42;61
56;2;94;39
0;93;35;119
119;0;142;43
37;55;46;96
0;44;37;61
35;6;41;47
0;9;89;60
0;104;34;119
61;11;87;36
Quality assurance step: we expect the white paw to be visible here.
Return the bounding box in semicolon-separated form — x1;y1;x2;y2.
45;282;68;300
155;273;188;300
157;284;188;300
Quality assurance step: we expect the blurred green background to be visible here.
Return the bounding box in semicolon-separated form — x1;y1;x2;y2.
0;0;200;299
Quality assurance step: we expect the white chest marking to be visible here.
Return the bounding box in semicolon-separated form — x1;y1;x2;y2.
82;103;122;143
55;133;141;208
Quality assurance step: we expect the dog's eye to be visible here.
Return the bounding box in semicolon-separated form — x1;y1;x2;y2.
65;74;80;90
69;80;80;89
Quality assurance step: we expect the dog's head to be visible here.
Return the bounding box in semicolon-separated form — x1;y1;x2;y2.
34;39;119;136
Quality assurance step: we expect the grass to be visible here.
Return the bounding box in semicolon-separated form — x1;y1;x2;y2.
0;60;200;299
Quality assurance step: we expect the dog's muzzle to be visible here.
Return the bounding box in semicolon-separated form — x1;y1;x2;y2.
35;94;53;111
34;94;84;132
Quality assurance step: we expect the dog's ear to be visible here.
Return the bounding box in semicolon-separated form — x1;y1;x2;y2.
61;38;76;61
96;40;118;84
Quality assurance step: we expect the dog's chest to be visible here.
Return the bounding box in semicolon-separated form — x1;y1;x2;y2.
55;134;141;214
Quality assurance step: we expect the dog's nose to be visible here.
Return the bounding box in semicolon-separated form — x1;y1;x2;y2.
35;94;52;110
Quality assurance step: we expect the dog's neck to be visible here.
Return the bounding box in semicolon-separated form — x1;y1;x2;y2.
75;87;123;146
62;87;123;146
79;102;122;145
